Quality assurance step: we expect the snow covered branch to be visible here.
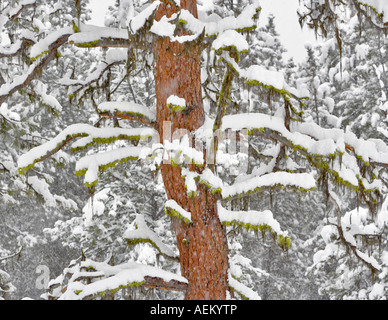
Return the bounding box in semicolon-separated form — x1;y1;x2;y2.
97;101;157;128
7;0;36;22
327;191;381;275
0;38;35;59
352;0;388;29
123;214;179;261
222;171;316;201
48;259;188;300
218;204;290;251
0;33;70;105
222;112;388;195
68;1;160;49
17;123;153;187
0;246;23;262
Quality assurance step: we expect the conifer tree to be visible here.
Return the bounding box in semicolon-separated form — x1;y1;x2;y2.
2;0;388;300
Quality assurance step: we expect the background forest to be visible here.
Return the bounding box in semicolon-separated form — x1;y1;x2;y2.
1;0;388;300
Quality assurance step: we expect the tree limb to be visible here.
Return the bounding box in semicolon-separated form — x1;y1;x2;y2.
327;191;380;275
0;33;71;105
0;246;23;262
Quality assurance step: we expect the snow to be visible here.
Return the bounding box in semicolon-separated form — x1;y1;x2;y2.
164;199;192;223
82;190;107;227
17;123;151;173
360;0;388;23
7;0;36;18
150;14;176;37
222;113;338;157
167;95;186;109
59;259;187;300
199;168;223;192
0;103;20;122
243;64;285;90
98;101;156;122
212;29;249;53
70;127;156;151
181;168;198;196
222;171;316;199
61;50;127;87
30;26;73;60
28;176;57;207
69;1;160;45
180;0;260;36
123;214;177;258
68;24;127;45
34;80;62;113
355;43;369;60
228;275;261;300
75;146;143;186
220;53;286;92
218;203;287;237
163;134;204;166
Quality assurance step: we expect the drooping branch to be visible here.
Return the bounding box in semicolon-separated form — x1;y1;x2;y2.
142;276;188;292
0;33;71;105
48;258;189;300
17;124;152;175
8;0;37;22
0;246;23;262
327;191;380;277
351;0;388;30
0;38;35;59
97;101;157;128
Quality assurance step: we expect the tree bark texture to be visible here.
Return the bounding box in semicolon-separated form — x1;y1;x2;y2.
153;0;229;300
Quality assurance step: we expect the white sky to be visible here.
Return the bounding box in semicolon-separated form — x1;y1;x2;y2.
87;0;318;63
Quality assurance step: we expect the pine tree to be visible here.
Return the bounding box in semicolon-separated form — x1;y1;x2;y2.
2;0;388;300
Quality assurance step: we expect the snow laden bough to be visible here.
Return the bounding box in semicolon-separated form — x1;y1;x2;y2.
17;122;157;188
45;258;189;300
14;0;388;299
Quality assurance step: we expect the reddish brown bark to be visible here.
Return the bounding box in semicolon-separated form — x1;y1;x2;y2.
153;0;229;300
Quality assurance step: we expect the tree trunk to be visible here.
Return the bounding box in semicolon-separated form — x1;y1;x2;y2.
153;0;229;300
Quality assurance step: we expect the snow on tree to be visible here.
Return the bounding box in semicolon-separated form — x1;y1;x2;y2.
1;0;388;300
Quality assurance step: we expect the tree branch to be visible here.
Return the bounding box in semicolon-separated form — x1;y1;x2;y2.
0;33;71;105
327;191;380;275
97;110;157;128
9;1;36;22
143;276;188;292
0;246;23;262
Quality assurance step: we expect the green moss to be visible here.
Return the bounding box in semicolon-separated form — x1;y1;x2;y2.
222;181;315;201
358;2;385;20
215;45;248;57
18;133;89;175
168;103;186;113
85;179;98;188
235;24;258;33
75;169;87;177
186;190;197;198
75;154;139;188
126;237;165;256
89;281;145;299
30;50;49;62
277;235;291;251
98;108;154;123
18;164;34;175
70;134;150;153
229;285;250;300
197;178;222;194
72;20;80;33
163;206;192;225
74;39;101;48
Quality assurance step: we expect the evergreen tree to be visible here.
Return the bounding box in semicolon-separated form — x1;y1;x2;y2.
1;0;388;300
